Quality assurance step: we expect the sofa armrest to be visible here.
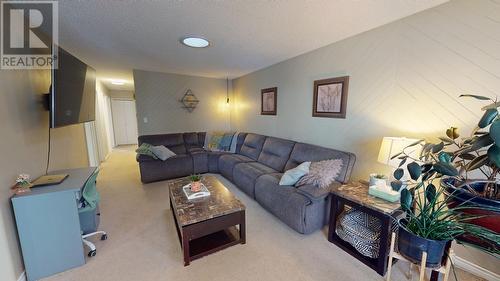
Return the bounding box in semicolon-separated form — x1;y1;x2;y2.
296;182;341;202
136;154;157;163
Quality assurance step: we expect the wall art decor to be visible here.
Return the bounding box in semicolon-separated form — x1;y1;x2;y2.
313;76;349;118
261;87;277;115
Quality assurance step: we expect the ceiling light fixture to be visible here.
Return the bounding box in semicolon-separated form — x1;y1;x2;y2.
181;37;210;48
111;80;125;85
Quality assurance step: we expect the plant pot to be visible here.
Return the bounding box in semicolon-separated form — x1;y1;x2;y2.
190;181;202;192
441;178;500;254
369;174;387;187
398;219;449;268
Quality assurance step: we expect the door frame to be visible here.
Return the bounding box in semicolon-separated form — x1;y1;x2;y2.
84;121;100;167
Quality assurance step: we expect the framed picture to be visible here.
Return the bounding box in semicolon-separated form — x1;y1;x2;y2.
313;76;349;118
261;87;277;115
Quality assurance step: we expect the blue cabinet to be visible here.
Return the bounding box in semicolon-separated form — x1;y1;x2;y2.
12;167;97;281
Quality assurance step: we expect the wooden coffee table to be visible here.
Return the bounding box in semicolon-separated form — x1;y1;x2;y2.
168;175;246;266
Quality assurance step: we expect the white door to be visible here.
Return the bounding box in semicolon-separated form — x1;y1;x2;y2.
111;99;139;145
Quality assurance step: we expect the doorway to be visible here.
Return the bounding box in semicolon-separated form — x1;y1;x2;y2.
111;99;139;145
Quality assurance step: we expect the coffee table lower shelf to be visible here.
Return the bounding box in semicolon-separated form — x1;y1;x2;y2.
170;199;246;266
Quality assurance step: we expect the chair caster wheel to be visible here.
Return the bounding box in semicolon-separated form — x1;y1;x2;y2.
88;250;96;257
101;234;108;240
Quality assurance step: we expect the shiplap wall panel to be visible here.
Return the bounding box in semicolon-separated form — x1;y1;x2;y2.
231;0;500;271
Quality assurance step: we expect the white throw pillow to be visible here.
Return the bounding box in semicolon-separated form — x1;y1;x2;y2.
279;162;311;186
296;159;343;188
151;145;176;161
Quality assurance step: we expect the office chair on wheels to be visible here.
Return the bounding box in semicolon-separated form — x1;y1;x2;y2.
79;170;108;257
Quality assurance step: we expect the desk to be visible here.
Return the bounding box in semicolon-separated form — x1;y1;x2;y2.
11;167;97;281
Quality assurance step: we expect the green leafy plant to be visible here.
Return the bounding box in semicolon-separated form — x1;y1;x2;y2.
189;174;201;182
393;131;500;256
432;94;500;199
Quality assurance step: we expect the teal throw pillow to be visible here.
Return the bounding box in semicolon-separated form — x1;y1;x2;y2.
136;143;158;159
279;162;311;186
218;132;235;151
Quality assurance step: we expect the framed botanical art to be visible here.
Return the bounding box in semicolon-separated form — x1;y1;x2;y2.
313;76;349;118
261;87;277;115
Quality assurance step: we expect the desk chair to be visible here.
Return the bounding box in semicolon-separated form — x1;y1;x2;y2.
79;170;107;257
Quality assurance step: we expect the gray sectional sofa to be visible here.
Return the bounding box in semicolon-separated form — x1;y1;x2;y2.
137;132;356;234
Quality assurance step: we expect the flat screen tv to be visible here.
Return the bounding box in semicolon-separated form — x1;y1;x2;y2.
50;47;96;128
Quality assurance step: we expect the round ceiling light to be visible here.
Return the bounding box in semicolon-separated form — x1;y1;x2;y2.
181;37;210;48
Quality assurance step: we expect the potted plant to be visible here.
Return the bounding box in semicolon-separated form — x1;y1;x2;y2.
189;174;202;192
369;173;387;187
12;174;32;194
391;136;499;265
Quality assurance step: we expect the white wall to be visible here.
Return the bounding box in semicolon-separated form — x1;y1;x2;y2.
231;0;500;274
133;69;230;135
0;69;89;281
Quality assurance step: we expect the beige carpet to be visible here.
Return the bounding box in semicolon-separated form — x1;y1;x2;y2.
44;146;484;281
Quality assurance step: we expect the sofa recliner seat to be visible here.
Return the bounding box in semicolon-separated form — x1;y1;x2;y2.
232;162;277;198
137;131;356;234
218;154;255;181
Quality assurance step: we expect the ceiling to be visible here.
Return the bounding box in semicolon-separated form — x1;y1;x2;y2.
58;0;448;91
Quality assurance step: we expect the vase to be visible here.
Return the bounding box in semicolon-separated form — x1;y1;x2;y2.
369;174;387;187
13;184;32;195
190;181;201;192
441;178;500;254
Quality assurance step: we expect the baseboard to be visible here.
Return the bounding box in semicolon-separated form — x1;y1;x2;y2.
17;271;26;281
453;256;500;281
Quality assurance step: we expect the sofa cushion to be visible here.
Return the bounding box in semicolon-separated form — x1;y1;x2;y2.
235;133;247;154
188;147;205;153
218;154;255;181
191;151;208;174
285;143;355;183
138;154;193;183
257;137;295;172
207;151;231;173
183;132;199;147
232;162;277;198
239;133;266;160
138;133;187;155
197;132;206;147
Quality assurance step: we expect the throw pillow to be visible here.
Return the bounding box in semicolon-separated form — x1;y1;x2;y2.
207;132;224;151
296;159;343;188
151;145;176;161
218;132;235;151
136;143;158;159
279;162;311;186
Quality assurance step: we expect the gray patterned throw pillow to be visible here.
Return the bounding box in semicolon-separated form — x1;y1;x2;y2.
296;159;343;188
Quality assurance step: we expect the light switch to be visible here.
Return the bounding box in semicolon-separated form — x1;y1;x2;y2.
143;117;148;123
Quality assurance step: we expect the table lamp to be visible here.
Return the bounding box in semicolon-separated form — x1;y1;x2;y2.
377;136;422;181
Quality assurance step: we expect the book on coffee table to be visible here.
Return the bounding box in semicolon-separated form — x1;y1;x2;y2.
182;183;210;200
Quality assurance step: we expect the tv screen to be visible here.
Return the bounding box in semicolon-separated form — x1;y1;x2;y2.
50;47;96;128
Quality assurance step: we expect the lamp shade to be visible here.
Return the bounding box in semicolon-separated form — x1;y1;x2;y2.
377;137;421;168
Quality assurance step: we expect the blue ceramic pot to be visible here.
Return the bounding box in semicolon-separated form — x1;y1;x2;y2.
398;219;449;268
